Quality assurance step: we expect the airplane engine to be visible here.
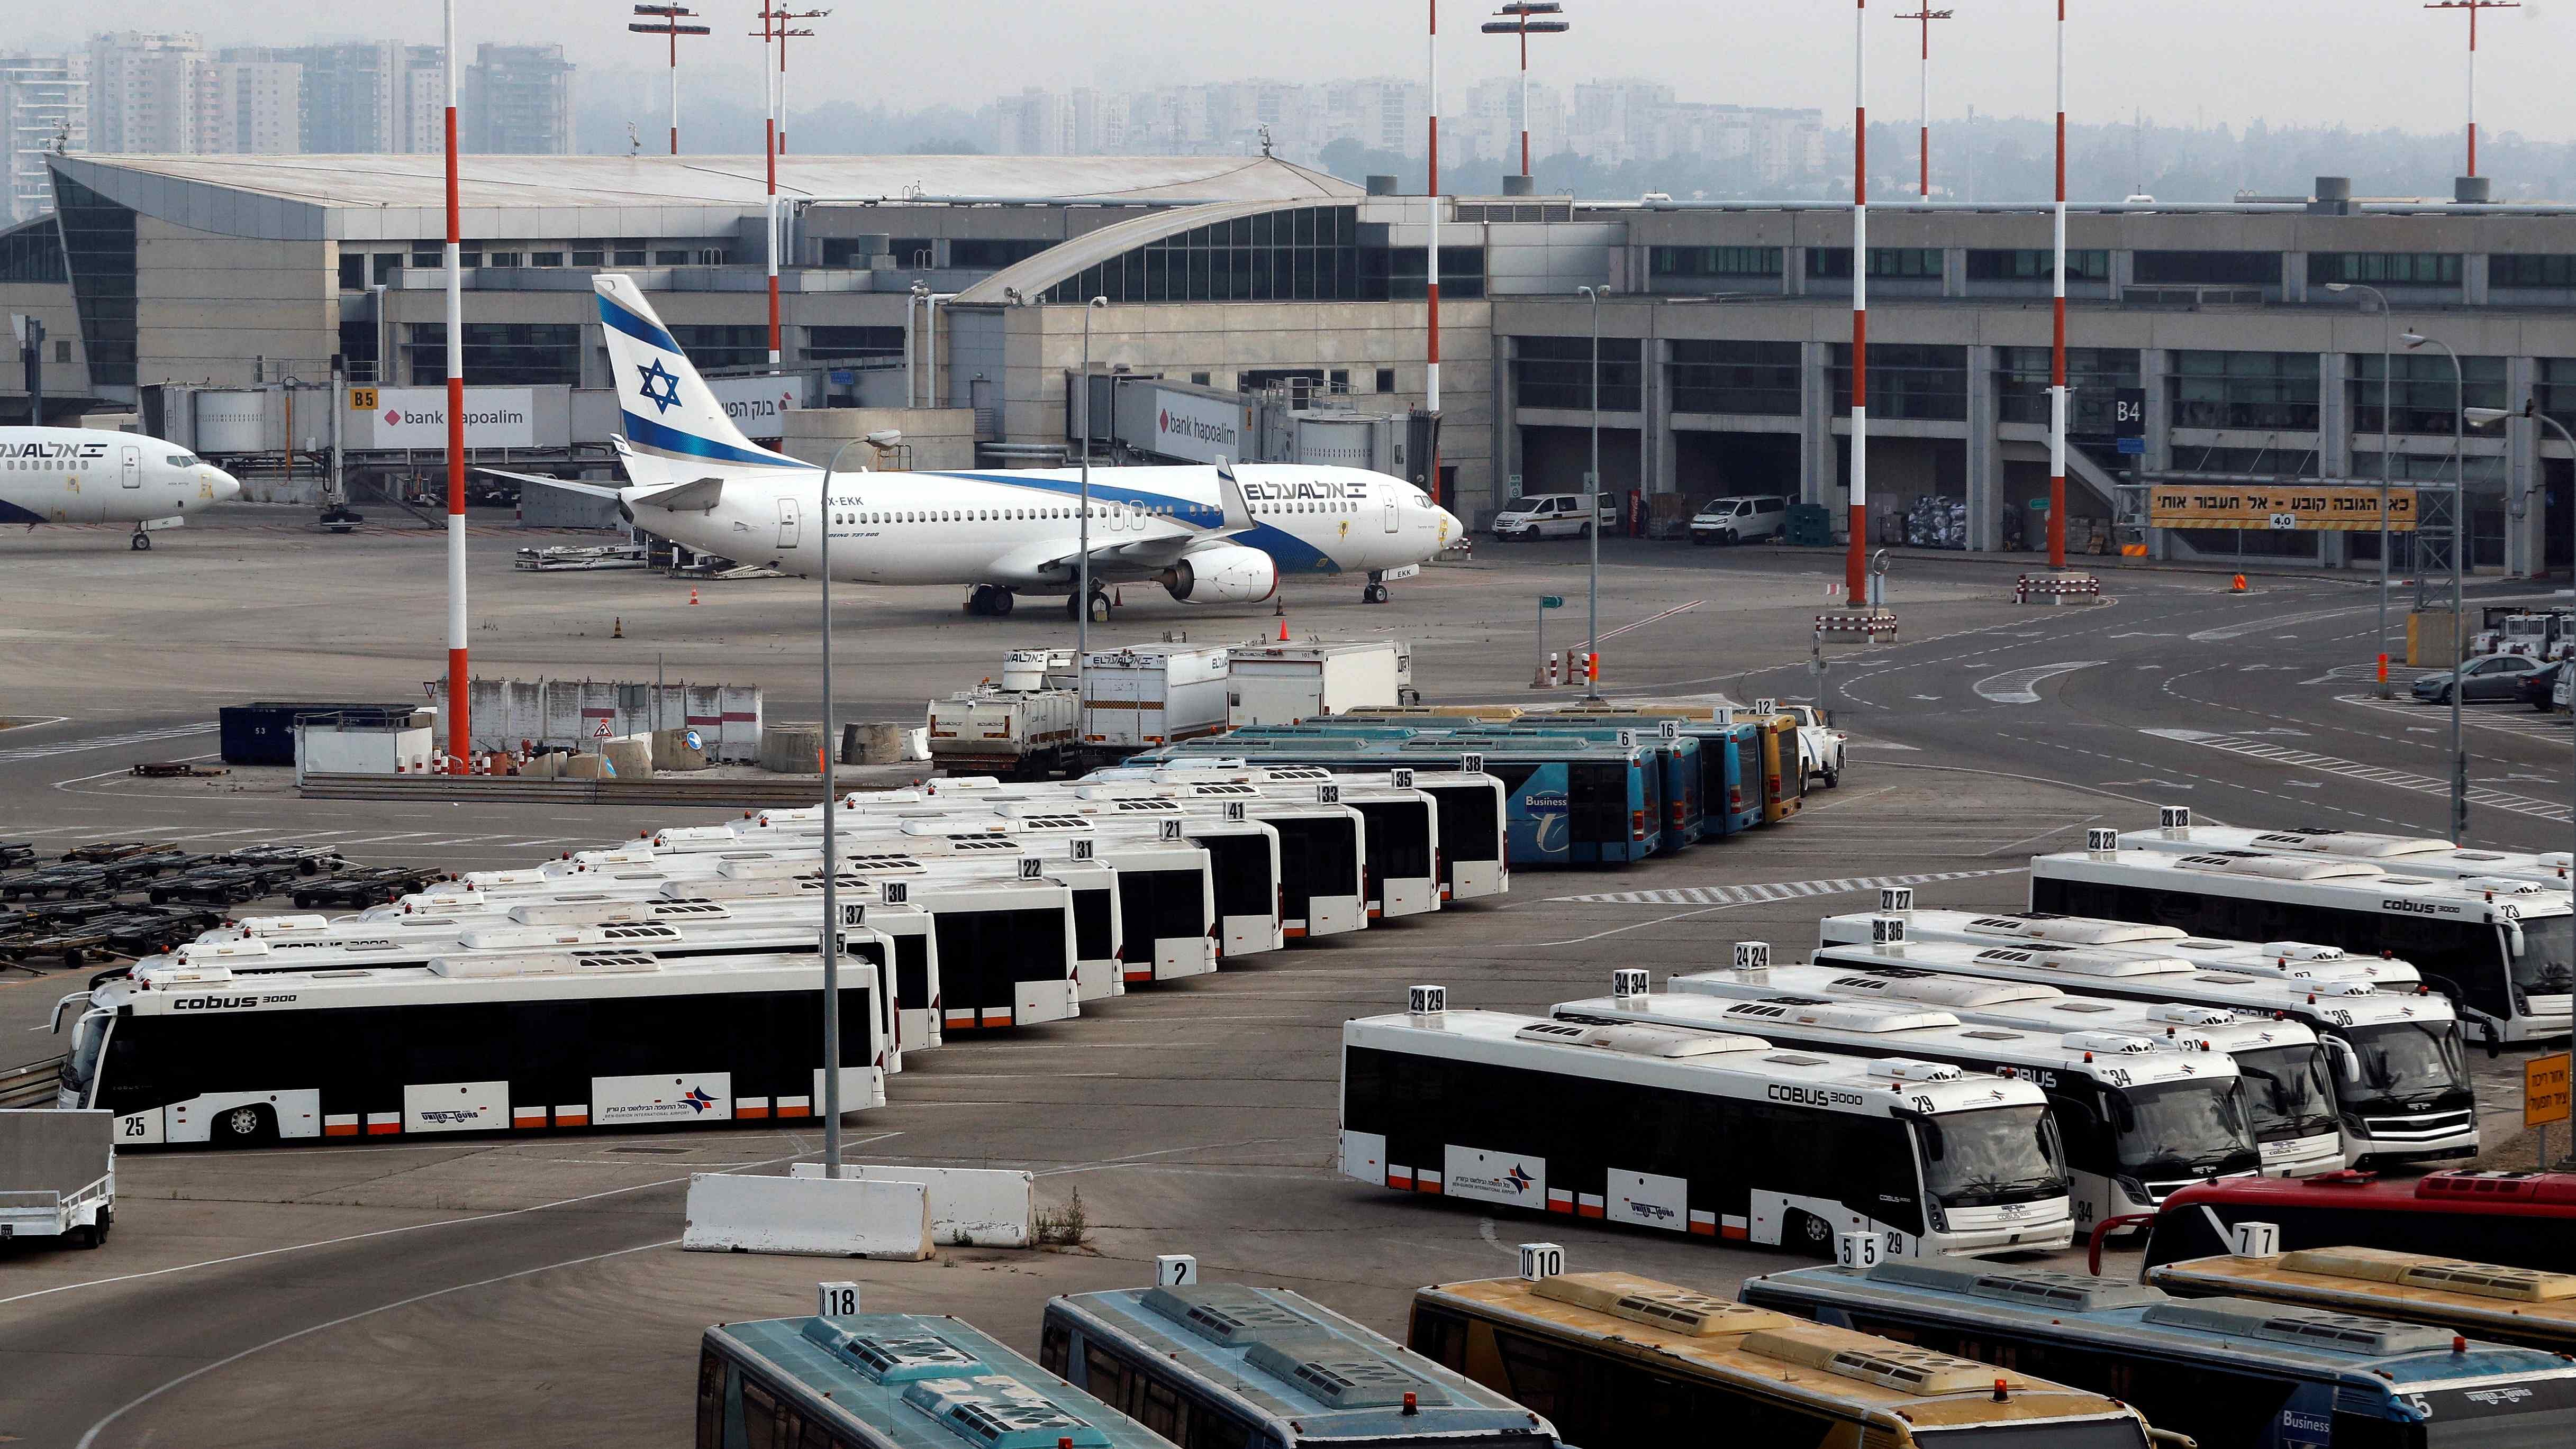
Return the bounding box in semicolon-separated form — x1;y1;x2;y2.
1159;544;1278;604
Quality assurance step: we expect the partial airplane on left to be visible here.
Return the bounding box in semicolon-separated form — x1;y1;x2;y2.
0;427;242;549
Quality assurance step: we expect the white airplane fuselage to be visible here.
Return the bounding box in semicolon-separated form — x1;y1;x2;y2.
0;427;241;527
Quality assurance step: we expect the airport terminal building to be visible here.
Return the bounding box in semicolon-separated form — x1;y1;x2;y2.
3;150;2574;573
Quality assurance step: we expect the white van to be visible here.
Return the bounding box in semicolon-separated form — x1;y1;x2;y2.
1491;492;1618;541
1688;494;1789;545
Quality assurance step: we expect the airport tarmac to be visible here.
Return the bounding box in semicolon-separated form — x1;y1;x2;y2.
0;512;2560;1446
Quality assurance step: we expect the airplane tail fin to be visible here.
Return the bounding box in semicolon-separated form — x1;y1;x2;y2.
594;274;806;473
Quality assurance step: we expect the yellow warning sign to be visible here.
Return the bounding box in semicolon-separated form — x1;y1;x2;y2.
2528;1053;2571;1129
2149;485;2415;532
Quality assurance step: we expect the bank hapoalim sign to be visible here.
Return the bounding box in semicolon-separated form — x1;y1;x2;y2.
2149;484;2418;532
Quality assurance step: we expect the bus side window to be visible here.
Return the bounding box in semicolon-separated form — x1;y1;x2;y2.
1039;1322;1071;1375
739;1375;788;1449
1408;1304;1471;1369
1083;1344;1135;1415
695;1348;728;1449
1490;1325;1580;1419
1135;1376;1184;1438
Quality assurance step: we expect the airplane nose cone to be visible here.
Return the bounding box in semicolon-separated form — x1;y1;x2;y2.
215;470;242;502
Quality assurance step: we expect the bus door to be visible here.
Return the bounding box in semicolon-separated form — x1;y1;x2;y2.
1665;739;1703;848
885;920;941;1051
1189;825;1283;958
1489;761;1565;866
1762;723;1804;824
1567;761;1636;864
1353;799;1438;918
1111;861;1217;983
1267;813;1365;938
1424;783;1504;899
1068;882;1120;1001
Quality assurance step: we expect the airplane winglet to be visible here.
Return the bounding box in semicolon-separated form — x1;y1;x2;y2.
1215;457;1254;532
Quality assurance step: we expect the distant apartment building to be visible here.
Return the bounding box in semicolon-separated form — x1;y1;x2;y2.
202;58;302;156
0;53;86;223
88;31;206;154
465;43;574;156
1568;78;1820;184
1462;76;1564;170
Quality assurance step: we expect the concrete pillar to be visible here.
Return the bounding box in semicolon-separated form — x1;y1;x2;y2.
2141;347;2172;561
1965;343;2001;551
2317;350;2352;567
1786;246;1808;299
1494;334;1521;517
1942;248;1967;300
1799;340;1834;507
2464;253;2491;307
2508;354;2544;577
1648;337;1677;497
2282;253;2308;304
580;322;610;391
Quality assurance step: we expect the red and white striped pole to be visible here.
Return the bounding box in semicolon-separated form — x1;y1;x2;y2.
763;3;781;369
2047;0;2067;569
444;0;470;764
1896;7;1952;199
1847;0;1868;605
1426;0;1441;507
2425;0;2518;178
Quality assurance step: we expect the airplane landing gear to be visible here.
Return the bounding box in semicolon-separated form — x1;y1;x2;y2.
1064;588;1111;623
1362;580;1390;604
966;584;1016;616
130;530;152;552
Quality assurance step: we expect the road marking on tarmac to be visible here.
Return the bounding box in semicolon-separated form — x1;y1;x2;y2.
1972;661;2105;704
2138;727;2573;822
0;723;217;763
1552;866;2022;906
2185;605;2372;643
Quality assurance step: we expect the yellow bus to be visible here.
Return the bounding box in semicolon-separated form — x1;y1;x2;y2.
1409;1268;2165;1449
2149;1244;2576;1355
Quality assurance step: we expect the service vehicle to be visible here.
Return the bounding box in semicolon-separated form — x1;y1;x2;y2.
56;949;886;1145
1341;987;2075;1258
1562;974;2262;1235
1043;1278;1558;1448
1222;639;1411;726
697;1310;1173;1449
1412;1262;2155;1449
1491;491;1616;541
0;1107;113;1247
2470;606;2574;660
1077;645;1230;760
1679;954;2345;1177
1687;493;1789;545
2028;845;2574;1043
924;680;1078;778
2149;1243;2576;1355
2137;1170;2576;1276
1777;702;1847;788
1808;925;2475;1168
1742;1255;2576;1449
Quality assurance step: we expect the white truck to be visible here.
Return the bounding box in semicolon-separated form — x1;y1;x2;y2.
1;1108;114;1248
1775;702;1847;789
927;650;1081;778
1080;645;1231;762
1224;640;1413;726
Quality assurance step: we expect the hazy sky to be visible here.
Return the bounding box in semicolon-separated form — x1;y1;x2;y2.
26;1;2575;140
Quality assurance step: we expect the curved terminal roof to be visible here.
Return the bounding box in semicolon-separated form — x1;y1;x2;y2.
952;196;1358;305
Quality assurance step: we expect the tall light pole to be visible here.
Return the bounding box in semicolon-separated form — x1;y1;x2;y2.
1579;284;1605;699
442;0;470;767
628;5;708;154
1847;0;1870;604
2047;0;2069;570
752;3;782;368
1480;3;1567;179
771;7;827;154
2327;281;2398;697
815;434;866;1172
2406;329;2468;843
1893;6;1953;199
1426;0;1443;510
2470;400;2575;873
2424;0;2518;178
1076;296;1107;653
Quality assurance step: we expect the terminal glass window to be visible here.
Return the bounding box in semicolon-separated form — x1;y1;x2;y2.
1965;249;2110;282
1996;346;2140;430
402;323;582;387
0;221;65;283
1366;244;1487;300
1040;205;1362;304
2492;254;2576;289
2538;358;2576;437
52;175;136;389
1806;247;1943;280
2350;352;2509;434
569;250;605;268
1649;245;1784;279
947;238;1054;269
1828;343;1967;420
2308;252;2462;287
2133;250;2283;286
1668;339;1800;415
802;326;905;361
1513;335;1642;412
668;325;771;371
2169;351;2318;430
336;251;365;291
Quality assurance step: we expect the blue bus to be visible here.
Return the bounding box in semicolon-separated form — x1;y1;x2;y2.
1536;713;1768;836
1238;722;1707;851
1739;1256;2576;1449
699;1310;1175;1449
1041;1278;1559;1448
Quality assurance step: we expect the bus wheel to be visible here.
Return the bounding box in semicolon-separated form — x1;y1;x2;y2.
1787;1209;1835;1255
215;1104;275;1147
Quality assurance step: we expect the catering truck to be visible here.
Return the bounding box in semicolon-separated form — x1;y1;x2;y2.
1223;640;1411;725
2;1108;113;1247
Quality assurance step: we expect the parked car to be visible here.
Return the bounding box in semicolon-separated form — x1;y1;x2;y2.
1688;494;1790;546
1491;492;1617;541
2519;661;2565;712
2412;652;2548;704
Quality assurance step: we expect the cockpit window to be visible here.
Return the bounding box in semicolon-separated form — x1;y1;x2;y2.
166;453;197;468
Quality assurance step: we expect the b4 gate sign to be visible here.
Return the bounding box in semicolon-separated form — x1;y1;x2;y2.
2149;484;2417;532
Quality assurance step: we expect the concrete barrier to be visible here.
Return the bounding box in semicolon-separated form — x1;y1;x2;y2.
788;1162;1034;1248
681;1173;933;1259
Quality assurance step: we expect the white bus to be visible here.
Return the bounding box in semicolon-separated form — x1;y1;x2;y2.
1820;904;2424;990
161;913;913;1073
54;949;885;1146
1810;925;2477;1168
1064;779;1435;924
1084;763;1509;904
1339;987;2075;1259
2030;845;2574;1043
1675;954;2344;1177
2113;817;2576;895
1558;976;2260;1236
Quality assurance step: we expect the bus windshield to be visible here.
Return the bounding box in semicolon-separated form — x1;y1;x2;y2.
2106;1078;2258;1179
2344;1019;2468;1099
1915;1105;2067;1208
2233;1044;2338;1142
2511;915;2576;997
59;1011;108;1106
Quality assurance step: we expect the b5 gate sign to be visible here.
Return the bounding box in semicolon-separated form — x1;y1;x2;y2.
2148;484;2416;532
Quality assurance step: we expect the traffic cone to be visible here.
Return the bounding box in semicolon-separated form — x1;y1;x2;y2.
1277;616;1290;642
2229;573;2248;594
612;617;623;639
688;588;700;605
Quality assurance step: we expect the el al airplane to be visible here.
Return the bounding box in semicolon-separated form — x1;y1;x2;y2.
494;275;1462;619
0;428;242;549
